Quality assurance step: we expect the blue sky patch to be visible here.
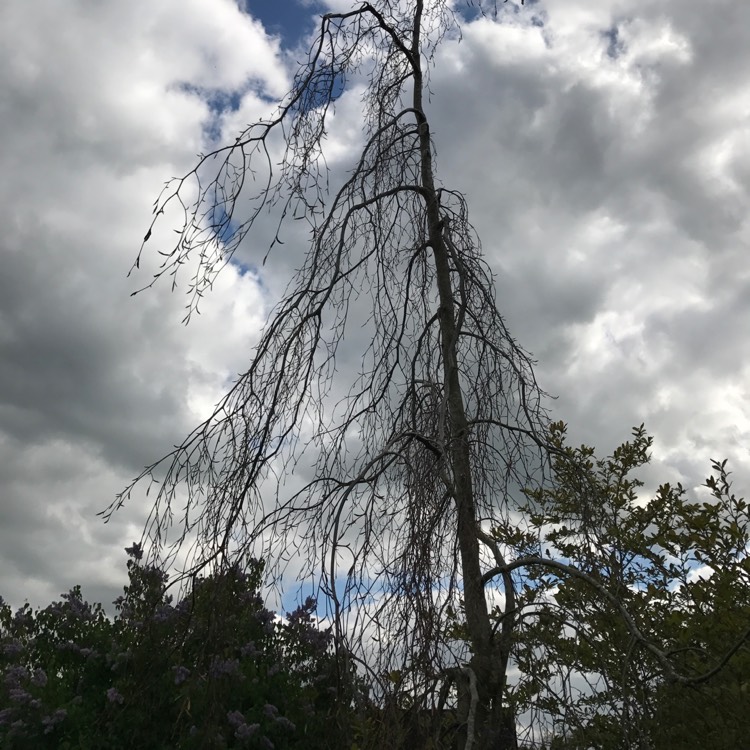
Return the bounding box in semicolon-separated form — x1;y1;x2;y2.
602;26;625;60
241;0;323;44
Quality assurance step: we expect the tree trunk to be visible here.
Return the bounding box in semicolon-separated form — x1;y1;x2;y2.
411;4;506;747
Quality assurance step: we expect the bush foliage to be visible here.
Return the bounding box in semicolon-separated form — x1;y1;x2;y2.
3;426;749;749
0;549;355;749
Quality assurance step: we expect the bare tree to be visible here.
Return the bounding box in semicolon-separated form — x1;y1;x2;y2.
104;1;546;747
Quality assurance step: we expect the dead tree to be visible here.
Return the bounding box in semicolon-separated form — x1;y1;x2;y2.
104;2;546;746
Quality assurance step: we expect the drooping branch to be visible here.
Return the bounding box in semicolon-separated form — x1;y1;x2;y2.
483;554;750;687
109;3;551;748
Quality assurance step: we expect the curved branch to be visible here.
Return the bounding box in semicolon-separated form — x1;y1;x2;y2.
484;555;750;686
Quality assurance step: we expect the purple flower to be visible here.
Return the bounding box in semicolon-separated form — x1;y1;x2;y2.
240;641;258;658
254;608;276;633
173;665;190;685
285;598;332;652
275;716;296;732
235;722;260;740
209;657;240;679
3;665;29;688
61;639;90;656
0;708;14;725
263;703;278;718
13;606;33;627
227;710;245;727
41;708;67;734
9;688;31;704
2;639;23;657
117;601;135;620
60;590;95;621
106;687;124;705
109;650;132;670
46;601;65;617
31;668;47;687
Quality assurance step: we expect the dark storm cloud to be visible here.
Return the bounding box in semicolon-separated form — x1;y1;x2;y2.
426;0;750;480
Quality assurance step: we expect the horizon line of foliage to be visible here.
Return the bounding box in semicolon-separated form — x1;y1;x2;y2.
2;424;749;749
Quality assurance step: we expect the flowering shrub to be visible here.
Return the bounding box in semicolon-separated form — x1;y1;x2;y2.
0;549;356;749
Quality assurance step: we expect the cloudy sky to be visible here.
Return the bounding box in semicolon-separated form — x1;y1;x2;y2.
1;0;748;613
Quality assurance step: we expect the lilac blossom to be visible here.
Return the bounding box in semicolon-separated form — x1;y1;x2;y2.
13;605;33;627
235;722;260;741
275;716;296;732
55;639;84;655
227;710;246;727
2;639;23;657
172;665;190;685
41;709;67;735
8;688;31;704
209;657;240;679
108;649;132;670
263;703;278;718
31;668;48;687
106;687;124;705
3;665;29;688
285;597;332;653
60;590;96;621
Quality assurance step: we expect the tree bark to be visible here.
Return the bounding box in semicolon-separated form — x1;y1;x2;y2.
411;3;505;746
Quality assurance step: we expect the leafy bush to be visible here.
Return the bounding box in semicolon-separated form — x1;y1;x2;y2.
0;548;355;749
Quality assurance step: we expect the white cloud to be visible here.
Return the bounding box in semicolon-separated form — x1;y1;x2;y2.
0;0;281;608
